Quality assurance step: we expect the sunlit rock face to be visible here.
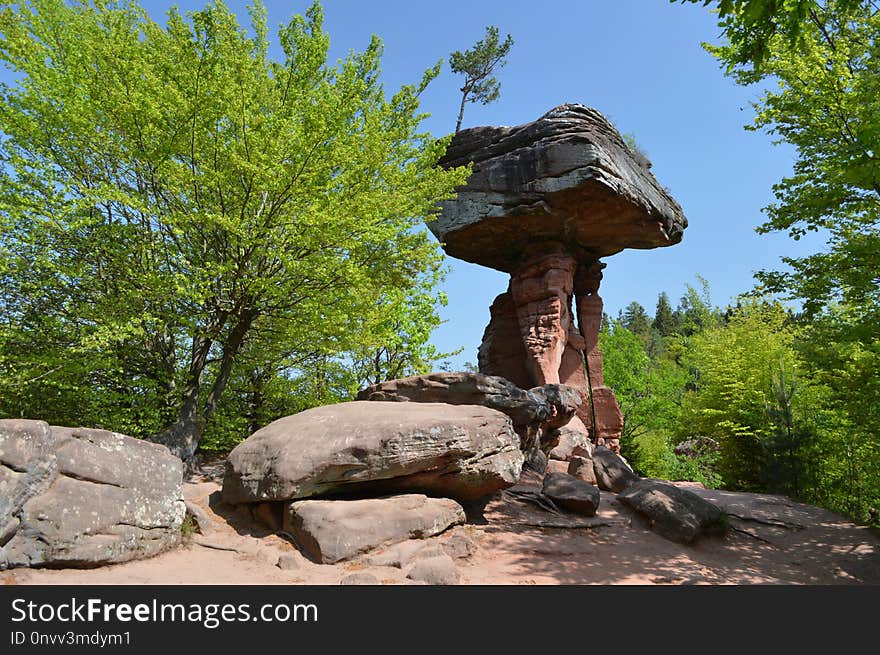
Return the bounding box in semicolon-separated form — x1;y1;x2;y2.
430;104;688;452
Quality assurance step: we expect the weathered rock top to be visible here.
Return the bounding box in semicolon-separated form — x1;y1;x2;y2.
428;103;688;272
0;419;185;569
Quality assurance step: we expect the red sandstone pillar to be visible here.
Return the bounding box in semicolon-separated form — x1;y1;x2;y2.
574;261;624;453
509;244;576;386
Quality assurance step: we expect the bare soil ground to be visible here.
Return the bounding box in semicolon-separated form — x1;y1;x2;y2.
4;468;879;586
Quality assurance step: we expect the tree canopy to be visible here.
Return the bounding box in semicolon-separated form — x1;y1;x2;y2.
671;0;880;522
0;0;469;459
681;1;879;321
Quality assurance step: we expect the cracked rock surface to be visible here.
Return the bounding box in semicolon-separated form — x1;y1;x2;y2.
428;103;687;273
222;401;524;504
0;419;185;569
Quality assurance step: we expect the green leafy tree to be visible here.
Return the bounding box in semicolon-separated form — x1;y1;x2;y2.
675;0;865;67
449;25;513;133
794;307;880;521
682;0;879;373
600;319;689;475
350;280;463;388
0;0;469;459
679;0;880;521
703;2;880;321
671;278;720;340
679;299;823;492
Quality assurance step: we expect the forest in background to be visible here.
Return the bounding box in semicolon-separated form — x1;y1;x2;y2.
600;282;879;526
0;1;877;525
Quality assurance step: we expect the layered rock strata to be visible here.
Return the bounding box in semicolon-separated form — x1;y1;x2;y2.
222;401;523;505
429;104;688;453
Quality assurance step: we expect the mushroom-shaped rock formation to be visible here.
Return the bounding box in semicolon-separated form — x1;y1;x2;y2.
428;104;688;453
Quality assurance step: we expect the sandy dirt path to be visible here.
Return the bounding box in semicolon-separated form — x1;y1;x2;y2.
4;476;879;586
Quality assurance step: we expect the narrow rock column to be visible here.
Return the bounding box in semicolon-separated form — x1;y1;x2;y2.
509;244;577;386
574;261;624;453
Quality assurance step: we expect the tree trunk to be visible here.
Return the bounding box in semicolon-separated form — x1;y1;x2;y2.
148;333;213;462
203;309;258;424
149;310;258;462
455;89;469;133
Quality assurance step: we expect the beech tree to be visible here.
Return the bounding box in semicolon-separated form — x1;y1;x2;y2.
0;0;469;459
679;0;880;520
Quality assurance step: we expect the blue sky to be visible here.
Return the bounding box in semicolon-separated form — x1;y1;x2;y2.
11;1;826;368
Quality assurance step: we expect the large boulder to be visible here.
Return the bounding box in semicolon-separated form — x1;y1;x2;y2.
592;446;637;493
222;401;523;504
548;416;591;461
357;372;580;447
358;372;549;431
289;494;465;564
428;104;687;273
618;478;728;544
542;472;600;517
0;419;185;569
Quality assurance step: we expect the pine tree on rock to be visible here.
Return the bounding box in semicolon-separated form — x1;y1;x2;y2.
449;25;514;133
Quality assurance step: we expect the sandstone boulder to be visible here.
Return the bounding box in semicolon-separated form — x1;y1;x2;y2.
545;460;569;475
222;402;523;504
357;372;580;456
567;455;597;486
356;372;552;431
442;532;476;560
406;552;459;585
548;416;591;460
276;553;302;570
289;494;465;564
618;479;728;544
0;419;185;569
592;446;637;493
542;472;600;517
429;104;687;273
364;540;431;569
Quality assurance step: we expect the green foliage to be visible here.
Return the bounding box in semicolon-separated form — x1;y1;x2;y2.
674;277;720;337
0;0;469;457
668;448;724;489
709;3;880;321
678;0;879;523
619;301;652;341
180;514;197;542
349;277;463;388
449;25;513;132
674;0;865;68
653;292;676;337
621;132;652;169
793;308;880;520
600;318;688;471
607;276;878;522
678;299;822;492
